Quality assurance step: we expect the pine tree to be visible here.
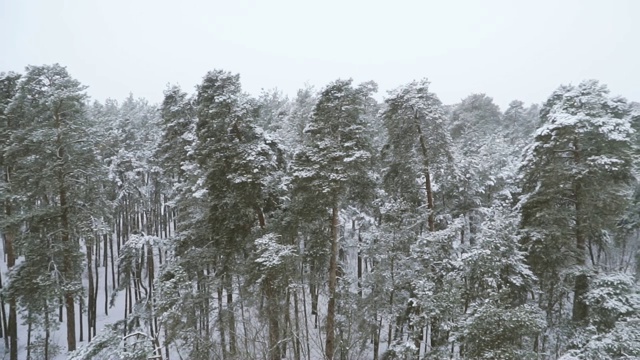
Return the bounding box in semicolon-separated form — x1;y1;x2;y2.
3;64;104;352
194;69;284;359
157;84;195;181
520;80;636;351
292;78;376;360
454;205;544;359
382;78;453;232
448;94;505;245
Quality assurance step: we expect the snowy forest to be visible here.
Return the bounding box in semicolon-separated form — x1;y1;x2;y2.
1;64;639;360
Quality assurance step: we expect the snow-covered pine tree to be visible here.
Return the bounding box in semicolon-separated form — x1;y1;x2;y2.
292;78;376;360
520;80;636;353
3;64;104;353
453;205;544;359
194;69;284;359
379;79;455;356
448;94;505;245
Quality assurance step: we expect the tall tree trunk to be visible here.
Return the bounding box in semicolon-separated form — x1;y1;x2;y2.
4;229;17;360
356;224;363;298
60;166;77;352
45;301;50;360
236;274;249;355
86;243;94;341
226;277;237;356
283;289;291;358
572;138;588;322
0;270;7;347
373;317;381;360
26;311;32;360
56;110;77;351
93;240;99;336
265;276;281;360
79;299;84;342
293;286;302;360
325;203;339;360
218;285;227;360
104;234;109;316
415;117;436;232
301;268;311;360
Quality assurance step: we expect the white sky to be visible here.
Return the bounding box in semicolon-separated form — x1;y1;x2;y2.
1;0;639;109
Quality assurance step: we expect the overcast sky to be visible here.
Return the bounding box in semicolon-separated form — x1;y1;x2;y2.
1;0;638;109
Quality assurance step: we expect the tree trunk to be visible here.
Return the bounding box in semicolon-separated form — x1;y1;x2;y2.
61;177;77;352
325;203;339;360
79;298;84;342
293;286;302;360
226;277;237;356
0;270;7;347
415;117;436;232
218;285;227;360
45;301;51;360
55;109;77;352
265;276;281;360
4;229;17;360
357;227;363;298
572;138;589;323
26;311;32;360
86;243;94;341
373;317;381;360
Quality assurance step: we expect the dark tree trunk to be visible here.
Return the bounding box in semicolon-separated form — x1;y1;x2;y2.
265;276;281;360
86;243;94;341
325;203;339;360
4;229;17;360
572;139;589;323
226;277;237;356
59;159;77;351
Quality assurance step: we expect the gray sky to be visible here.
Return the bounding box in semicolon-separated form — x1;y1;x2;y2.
2;0;638;109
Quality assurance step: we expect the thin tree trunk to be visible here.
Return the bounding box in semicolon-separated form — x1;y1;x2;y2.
236;274;249;355
218;285;227;360
357;232;363;298
226;277;237;356
26;312;32;360
86;243;94;341
283;288;291;358
45;302;50;360
79;298;84;342
4;229;17;360
325;203;339;360
265;276;281;360
60;172;77;351
293;286;302;360
104;234;109;315
114;218;120;288
373;317;382;360
3;168;18;360
301;266;311;360
0;272;6;348
416;122;435;232
572;138;588;322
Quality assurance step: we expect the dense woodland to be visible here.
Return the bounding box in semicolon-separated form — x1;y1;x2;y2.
1;64;640;360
